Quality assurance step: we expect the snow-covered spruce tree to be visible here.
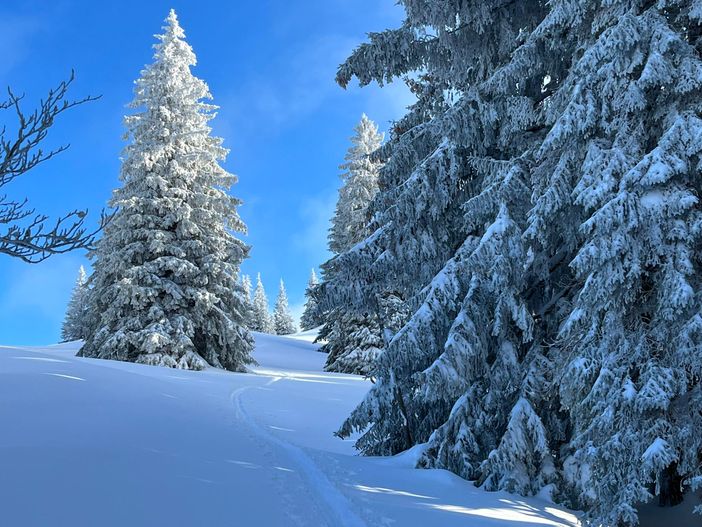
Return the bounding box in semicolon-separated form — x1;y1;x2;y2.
522;2;702;523
333;0;564;500
80;10;254;372
317;114;385;375
251;273;274;333
328;114;384;254
61;265;90;342
323;312;383;376
376;290;411;344
273;279;297;335
300;269;324;330
240;274;255;330
241;274;253;300
334;1;702;524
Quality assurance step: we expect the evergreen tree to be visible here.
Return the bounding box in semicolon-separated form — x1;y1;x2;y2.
241;274;253;302
318;115;385;375
525;2;702;523
274;279;297;335
240;274;255;330
323;312;383;376
80;10;254;372
300;269;323;330
251;273;274;333
328;114;383;254
332;1;702;524
377;290;410;344
61;265;90;342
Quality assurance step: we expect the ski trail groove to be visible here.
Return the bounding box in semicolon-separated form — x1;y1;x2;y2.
231;379;367;527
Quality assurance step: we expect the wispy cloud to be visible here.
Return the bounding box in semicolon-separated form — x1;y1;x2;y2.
0;254;86;321
356;79;416;129
219;33;358;139
292;190;336;263
0;12;43;81
288;300;306;328
219;33;415;141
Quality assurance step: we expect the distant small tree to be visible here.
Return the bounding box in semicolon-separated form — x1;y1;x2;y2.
61;265;90;342
240;274;255;329
300;268;323;330
252;273;274;333
328;114;383;254
0;72;103;263
274;279;297;335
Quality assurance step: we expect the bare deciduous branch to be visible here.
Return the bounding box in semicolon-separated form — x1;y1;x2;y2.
0;72;109;263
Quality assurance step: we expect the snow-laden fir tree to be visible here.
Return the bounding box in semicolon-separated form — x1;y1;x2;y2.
251;273;274;334
300;269;323;330
328;114;384;254
240;274;255;330
61;265;90;342
80;10;254;371
317;114;385;375
523;2;702;523
273;279;297;335
241;274;253;299
331;1;702;524
323;312;383;376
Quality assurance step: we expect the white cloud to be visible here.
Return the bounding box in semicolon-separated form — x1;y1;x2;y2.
291;190;336;262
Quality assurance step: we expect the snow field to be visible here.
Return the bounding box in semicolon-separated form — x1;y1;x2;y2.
0;333;582;526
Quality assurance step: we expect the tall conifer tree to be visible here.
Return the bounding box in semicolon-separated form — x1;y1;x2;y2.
331;1;702;524
81;10;253;371
318;115;385;375
328;114;384;254
240;274;255;330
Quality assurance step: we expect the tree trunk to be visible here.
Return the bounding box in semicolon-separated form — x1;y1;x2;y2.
658;462;684;507
393;384;414;450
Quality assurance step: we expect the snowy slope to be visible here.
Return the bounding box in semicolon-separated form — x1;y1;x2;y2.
0;333;584;526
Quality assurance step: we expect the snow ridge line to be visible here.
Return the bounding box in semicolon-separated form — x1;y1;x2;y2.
230;381;367;527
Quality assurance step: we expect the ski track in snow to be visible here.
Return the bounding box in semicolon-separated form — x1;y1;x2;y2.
231;378;367;527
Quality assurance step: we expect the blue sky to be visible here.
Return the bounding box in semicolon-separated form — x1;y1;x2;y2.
0;0;412;345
